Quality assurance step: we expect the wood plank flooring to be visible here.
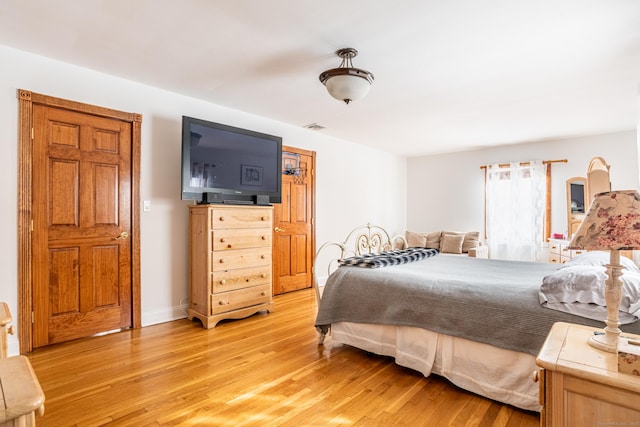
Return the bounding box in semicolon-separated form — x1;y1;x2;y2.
26;289;540;426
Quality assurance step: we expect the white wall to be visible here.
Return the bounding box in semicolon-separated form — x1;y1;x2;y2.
407;131;639;235
0;44;407;355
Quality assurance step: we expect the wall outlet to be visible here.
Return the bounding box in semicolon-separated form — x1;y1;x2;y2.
143;200;151;212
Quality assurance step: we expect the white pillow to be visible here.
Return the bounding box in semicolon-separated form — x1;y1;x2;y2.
539;265;640;323
562;251;639;272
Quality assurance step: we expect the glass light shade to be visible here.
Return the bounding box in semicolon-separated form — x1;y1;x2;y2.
325;75;371;103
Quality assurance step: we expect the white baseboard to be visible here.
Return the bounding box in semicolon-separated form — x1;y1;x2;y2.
7;338;20;357
141;303;189;327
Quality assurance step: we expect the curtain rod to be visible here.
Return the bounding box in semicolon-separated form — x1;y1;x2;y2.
479;159;567;170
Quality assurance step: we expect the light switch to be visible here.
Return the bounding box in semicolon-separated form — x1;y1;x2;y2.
143;200;151;212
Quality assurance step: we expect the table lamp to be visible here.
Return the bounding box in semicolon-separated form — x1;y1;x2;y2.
568;190;640;353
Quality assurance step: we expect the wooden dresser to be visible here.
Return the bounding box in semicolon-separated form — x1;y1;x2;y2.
536;322;640;426
548;239;633;264
187;204;274;328
548;239;585;264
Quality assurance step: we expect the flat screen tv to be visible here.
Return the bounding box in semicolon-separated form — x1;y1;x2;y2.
181;116;282;205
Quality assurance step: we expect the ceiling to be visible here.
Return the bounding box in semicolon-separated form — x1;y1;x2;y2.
1;0;639;157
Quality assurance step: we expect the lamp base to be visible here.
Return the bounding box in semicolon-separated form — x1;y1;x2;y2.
588;331;619;353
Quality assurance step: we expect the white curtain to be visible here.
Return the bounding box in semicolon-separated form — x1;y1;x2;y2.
486;161;547;261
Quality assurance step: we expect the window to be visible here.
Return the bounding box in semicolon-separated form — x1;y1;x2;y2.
485;161;547;261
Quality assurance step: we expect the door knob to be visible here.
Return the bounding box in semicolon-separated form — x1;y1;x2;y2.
114;231;129;240
274;227;285;233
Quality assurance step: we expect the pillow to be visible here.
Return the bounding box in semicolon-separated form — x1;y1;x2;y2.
440;231;463;250
441;230;480;253
405;231;427;248
563;251;639;272
539;265;640;323
425;231;441;249
462;231;480;253
440;233;464;254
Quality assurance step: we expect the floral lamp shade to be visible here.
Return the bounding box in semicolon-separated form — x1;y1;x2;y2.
568;190;640;251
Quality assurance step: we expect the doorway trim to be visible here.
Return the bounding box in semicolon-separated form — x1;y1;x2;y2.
17;89;142;353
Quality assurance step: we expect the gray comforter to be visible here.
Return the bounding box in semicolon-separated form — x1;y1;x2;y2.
315;254;640;355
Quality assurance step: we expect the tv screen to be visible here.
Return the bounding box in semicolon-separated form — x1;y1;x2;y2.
181;116;282;204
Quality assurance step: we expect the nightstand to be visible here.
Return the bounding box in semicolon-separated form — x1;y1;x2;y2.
536;322;640;426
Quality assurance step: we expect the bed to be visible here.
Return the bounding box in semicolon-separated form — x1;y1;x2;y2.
313;224;640;412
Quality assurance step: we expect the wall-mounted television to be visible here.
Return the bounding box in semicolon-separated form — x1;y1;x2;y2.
181;116;282;205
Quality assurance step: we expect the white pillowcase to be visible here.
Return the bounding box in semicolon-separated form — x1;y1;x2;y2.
539;265;640;323
562;251;639;272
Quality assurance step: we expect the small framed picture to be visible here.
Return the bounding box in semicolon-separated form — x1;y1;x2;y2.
283;152;301;175
241;165;263;186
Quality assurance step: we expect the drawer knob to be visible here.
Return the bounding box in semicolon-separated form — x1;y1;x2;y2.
261;235;266;240
219;216;225;221
220;238;226;243
261;273;266;278
261;255;266;259
219;259;225;264
261;216;267;221
261;291;266;296
219;300;229;305
220;279;226;285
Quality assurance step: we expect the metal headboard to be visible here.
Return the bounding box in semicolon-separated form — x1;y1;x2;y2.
312;223;406;310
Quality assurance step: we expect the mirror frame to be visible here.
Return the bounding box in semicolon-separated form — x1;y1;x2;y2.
586;156;611;204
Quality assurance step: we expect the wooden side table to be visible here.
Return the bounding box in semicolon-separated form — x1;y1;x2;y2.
0;356;45;427
0;303;15;359
536;322;640;426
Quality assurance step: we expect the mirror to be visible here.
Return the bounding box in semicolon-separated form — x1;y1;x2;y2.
566;177;586;237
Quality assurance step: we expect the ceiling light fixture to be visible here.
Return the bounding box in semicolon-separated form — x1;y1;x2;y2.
319;48;374;105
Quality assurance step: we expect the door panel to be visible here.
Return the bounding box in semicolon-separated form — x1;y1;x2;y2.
272;148;315;295
32;104;133;347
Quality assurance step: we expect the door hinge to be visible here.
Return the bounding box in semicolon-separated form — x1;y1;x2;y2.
311;217;314;225
31;311;35;324
31;128;34;140
30;219;33;232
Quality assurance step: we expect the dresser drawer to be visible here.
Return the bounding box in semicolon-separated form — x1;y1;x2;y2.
549;254;570;264
212;228;271;251
211;247;271;271
211;266;271;293
211;208;272;229
211;284;271;314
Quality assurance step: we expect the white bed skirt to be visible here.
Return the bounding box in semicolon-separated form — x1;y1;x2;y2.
331;322;541;412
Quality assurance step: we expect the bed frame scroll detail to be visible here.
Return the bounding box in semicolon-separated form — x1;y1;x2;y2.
313;223;406;344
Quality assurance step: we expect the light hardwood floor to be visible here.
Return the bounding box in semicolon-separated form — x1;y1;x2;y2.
26;289;540;426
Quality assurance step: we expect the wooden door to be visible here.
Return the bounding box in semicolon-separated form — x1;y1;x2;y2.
272;147;315;295
30;102;134;347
